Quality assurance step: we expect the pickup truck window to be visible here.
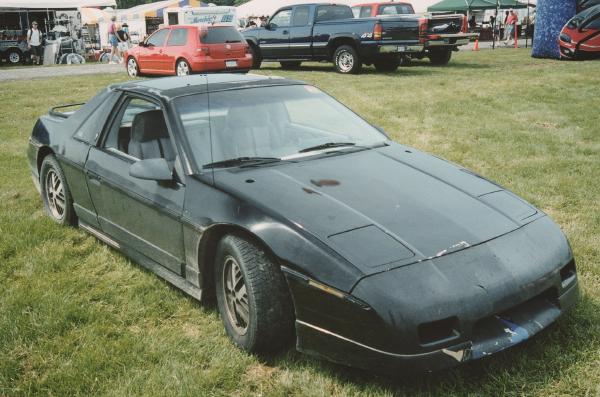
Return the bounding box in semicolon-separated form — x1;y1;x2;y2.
377;4;414;15
293;6;310;26
270;9;292;28
315;5;354;22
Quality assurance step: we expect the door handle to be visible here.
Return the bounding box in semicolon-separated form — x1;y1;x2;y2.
283;30;289;34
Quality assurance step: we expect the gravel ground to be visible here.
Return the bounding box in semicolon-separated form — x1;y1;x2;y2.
0;63;124;81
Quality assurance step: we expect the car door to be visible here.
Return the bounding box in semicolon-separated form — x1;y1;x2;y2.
580;14;600;53
163;27;190;73
259;8;292;58
287;5;312;58
138;28;170;73
84;95;186;275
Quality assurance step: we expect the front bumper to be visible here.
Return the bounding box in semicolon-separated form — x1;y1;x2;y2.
295;279;579;373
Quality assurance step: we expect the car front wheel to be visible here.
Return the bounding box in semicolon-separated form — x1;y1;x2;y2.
127;57;139;77
333;45;362;74
40;154;77;226
6;49;22;64
215;234;294;353
176;59;191;76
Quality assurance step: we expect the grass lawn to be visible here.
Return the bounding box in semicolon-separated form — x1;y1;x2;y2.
1;49;599;396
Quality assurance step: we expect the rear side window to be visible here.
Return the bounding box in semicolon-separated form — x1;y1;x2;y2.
377;4;414;15
167;28;188;46
293;6;310;26
201;27;244;44
315;5;354;22
359;6;372;18
74;90;119;144
147;28;169;47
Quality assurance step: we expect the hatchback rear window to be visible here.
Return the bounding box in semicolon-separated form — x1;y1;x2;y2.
201;27;244;44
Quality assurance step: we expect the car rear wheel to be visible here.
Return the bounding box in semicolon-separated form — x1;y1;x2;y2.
127;57;140;77
249;44;262;69
333;45;362;74
176;59;191;76
40;155;77;226
214;234;294;353
6;49;22;64
280;61;302;70
428;49;452;65
374;58;400;72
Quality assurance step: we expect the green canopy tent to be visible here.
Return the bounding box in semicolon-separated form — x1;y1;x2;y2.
427;0;498;12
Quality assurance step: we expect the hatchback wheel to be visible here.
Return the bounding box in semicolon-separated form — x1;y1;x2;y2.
40;155;77;226
215;234;294;353
127;57;139;77
176;59;191;76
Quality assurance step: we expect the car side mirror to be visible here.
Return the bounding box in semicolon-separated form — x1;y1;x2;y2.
266;23;274;30
129;158;173;181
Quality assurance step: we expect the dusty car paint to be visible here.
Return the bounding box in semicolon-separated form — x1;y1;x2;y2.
28;74;579;373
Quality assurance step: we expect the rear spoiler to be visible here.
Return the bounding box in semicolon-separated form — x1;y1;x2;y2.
49;103;85;119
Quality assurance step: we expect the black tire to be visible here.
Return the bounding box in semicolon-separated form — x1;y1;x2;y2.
280;61;302;70
374;58;400;72
333;45;362;74
6;49;22;65
249;44;262;69
176;59;191;76
428;49;452;66
40;154;77;226
214;234;294;353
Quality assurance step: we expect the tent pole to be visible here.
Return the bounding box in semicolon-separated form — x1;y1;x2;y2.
493;0;499;49
525;0;530;48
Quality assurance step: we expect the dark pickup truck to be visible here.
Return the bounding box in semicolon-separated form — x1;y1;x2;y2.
242;3;477;74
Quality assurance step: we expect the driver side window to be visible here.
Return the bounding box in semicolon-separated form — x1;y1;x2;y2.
147;28;169;47
104;97;174;163
270;9;292;28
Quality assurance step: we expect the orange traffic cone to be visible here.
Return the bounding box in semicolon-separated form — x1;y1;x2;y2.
473;38;479;51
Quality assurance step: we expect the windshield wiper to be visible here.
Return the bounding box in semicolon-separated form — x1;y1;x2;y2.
203;157;281;169
298;142;358;154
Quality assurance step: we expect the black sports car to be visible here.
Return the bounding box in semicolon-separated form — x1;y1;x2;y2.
27;74;579;373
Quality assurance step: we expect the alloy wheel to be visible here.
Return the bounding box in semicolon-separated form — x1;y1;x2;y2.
222;255;249;335
45;169;65;220
127;58;138;77
8;52;20;64
176;61;190;76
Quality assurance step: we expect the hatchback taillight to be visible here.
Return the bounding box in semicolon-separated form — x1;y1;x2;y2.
418;18;428;44
374;22;382;40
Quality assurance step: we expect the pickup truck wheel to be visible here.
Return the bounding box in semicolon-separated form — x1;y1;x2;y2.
333;45;362;74
374;58;399;72
6;49;22;64
280;61;302;70
249;44;262;69
428;49;452;66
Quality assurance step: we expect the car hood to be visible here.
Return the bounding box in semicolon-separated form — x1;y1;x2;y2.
213;143;541;275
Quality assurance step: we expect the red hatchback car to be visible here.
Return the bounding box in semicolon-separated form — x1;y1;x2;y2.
559;4;600;60
125;25;253;77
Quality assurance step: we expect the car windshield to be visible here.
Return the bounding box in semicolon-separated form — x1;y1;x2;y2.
567;5;600;28
175;85;387;169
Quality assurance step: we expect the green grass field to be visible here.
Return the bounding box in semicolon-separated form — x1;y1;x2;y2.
1;49;599;396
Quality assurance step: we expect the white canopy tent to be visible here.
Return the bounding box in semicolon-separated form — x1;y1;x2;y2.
0;0;116;9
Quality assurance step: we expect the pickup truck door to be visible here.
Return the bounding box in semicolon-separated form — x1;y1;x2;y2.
287;5;313;58
259;8;292;59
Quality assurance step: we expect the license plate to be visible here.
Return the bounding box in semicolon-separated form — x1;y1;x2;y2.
397;46;407;52
225;60;237;68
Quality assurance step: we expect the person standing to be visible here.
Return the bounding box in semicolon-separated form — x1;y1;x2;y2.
504;9;518;46
116;24;129;63
27;21;43;65
107;16;119;64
